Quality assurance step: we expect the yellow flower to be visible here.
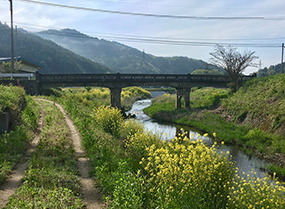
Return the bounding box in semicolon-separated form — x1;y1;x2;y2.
213;133;217;137
203;133;208;137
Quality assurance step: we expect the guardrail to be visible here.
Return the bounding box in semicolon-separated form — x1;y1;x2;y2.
0;73;35;80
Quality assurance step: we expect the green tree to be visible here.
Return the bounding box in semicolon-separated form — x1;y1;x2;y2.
1;61;23;73
191;69;224;75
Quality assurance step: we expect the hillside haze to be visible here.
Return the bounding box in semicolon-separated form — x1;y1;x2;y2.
36;28;225;74
0;22;111;74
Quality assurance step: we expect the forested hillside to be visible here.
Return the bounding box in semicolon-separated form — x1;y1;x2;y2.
0;22;111;74
37;28;225;74
258;62;284;77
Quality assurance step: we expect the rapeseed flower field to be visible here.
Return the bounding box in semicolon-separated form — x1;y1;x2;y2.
58;94;285;208
126;123;285;208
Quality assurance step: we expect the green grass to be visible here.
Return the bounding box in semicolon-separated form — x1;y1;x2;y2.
0;85;40;185
45;86;151;111
58;93;285;208
4;101;84;208
39;84;285;208
144;76;285;177
222;74;285;134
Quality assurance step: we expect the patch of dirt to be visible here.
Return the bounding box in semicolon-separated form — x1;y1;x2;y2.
0;102;44;208
37;99;106;209
210;105;233;122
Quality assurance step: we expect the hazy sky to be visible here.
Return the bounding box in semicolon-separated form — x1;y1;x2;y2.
1;0;285;74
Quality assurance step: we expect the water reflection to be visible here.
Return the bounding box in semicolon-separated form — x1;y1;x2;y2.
128;95;268;179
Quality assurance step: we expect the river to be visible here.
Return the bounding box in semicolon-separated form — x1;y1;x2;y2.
128;91;268;179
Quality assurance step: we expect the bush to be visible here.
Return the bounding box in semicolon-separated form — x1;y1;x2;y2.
94;106;124;138
0;86;40;184
110;160;144;209
141;133;234;209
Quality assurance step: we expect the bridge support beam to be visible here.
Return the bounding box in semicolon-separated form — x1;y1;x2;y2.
175;88;190;109
110;87;122;109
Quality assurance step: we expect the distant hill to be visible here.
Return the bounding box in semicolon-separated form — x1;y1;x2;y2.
36;28;226;74
257;63;285;77
0;22;111;74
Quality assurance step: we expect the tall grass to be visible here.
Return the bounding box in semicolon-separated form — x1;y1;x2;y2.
41;85;285;208
58;86;151;110
222;74;285;133
0;85;40;184
55;95;285;208
5;101;84;208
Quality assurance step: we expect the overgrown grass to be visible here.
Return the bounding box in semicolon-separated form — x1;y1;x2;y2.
61;97;285;208
222;74;285;135
144;88;246;143
48;86;285;208
47;86;151;111
0;85;40;185
5;101;84;208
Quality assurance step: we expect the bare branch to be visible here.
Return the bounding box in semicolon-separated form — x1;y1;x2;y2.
209;45;258;91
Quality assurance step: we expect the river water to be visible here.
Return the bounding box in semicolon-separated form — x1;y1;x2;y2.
128;91;268;178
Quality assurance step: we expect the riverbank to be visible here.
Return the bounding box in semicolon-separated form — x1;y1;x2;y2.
143;74;285;176
56;90;285;208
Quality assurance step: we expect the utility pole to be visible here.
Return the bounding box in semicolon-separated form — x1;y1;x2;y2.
15;25;18;70
9;0;14;71
281;43;284;73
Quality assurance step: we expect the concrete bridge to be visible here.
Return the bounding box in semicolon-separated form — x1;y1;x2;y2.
36;72;255;109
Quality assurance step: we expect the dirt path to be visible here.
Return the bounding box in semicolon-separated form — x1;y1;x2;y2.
36;99;106;209
0;102;44;208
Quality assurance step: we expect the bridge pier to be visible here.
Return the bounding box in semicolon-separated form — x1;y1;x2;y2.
175;88;190;109
110;88;122;109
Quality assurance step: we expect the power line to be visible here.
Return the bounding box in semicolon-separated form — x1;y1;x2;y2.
15;0;273;20
10;21;285;43
34;29;283;48
1;21;282;48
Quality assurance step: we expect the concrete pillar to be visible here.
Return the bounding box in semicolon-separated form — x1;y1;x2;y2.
175;88;190;109
183;88;190;109
110;87;122;109
175;88;183;108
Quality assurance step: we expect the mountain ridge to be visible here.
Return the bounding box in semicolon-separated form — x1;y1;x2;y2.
0;22;112;74
36;28;226;74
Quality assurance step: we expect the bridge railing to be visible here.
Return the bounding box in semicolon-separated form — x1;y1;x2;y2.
0;73;35;80
38;73;255;83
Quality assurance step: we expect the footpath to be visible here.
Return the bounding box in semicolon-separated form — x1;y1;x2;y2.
0;99;106;209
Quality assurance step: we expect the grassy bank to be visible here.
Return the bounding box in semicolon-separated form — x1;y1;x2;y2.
0;85;40;184
144;74;285;176
5;101;84;208
43;86;151;111
47;85;285;208
143;87;247;142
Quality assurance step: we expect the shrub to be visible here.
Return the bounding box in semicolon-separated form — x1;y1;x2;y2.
141;133;234;209
110;160;144;209
94;106;123;138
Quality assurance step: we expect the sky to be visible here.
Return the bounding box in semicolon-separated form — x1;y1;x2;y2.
1;0;285;74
